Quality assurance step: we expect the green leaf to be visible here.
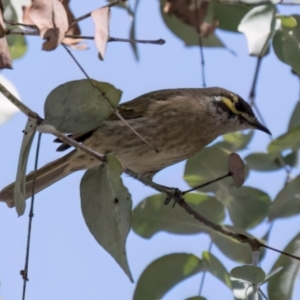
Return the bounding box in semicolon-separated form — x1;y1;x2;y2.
268;232;300;300
44;79;122;132
268;127;300;153
292;15;300;42
288;100;300;131
214;3;254;32
238;4;276;56
231;278;252;300
210;225;263;263
202;251;232;288
273;30;287;63
159;0;224;48
7;35;27;60
184;143;248;193
134;253;203;300
268;174;300;220
14;118;37;216
129;0;140;60
80;154;133;282
283;33;300;76
231;265;266;284
283;151;297;167
245;152;282;171
260;267;283;285
132;193;225;238
222;131;254;151
276;15;297;30
272;24;300;76
186;297;206;300
217;186;270;229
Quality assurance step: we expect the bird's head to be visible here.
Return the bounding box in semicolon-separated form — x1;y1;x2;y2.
203;87;271;135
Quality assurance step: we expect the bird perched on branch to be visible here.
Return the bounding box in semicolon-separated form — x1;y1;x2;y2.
0;87;271;207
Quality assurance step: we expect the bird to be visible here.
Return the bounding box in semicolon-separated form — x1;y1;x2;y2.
0;87;271;207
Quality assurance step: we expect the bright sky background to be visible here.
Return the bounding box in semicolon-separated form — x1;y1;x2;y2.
0;1;300;300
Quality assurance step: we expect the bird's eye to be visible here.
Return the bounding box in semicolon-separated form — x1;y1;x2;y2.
234;102;242;111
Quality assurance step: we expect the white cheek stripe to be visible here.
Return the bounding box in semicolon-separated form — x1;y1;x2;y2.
214;96;223;102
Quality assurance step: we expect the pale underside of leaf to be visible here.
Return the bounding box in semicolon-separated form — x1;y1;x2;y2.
14;118;37;215
91;7;110;60
29;0;68;50
238;4;275;56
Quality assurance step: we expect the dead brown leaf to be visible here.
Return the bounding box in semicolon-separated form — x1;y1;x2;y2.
200;20;219;37
0;4;12;69
163;0;218;36
228;153;245;188
29;0;68;51
22;6;34;25
62;0;86;50
91;7;110;60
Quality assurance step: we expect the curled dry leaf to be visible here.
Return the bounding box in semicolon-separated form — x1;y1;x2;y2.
0;3;12;69
228;153;245;188
91;7;111;60
61;0;87;50
29;0;68;51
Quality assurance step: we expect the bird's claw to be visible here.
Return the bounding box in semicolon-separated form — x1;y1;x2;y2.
164;188;183;208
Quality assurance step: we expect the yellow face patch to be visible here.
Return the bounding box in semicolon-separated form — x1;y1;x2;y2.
222;97;242;115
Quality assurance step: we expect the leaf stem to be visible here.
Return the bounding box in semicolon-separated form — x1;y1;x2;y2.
182;172;231;195
62;44;158;153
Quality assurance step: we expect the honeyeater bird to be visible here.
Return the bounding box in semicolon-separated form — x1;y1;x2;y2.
0;87;271;207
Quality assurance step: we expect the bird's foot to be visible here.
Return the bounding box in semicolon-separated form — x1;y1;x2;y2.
164;188;183;208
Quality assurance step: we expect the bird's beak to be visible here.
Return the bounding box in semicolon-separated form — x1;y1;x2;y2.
246;117;272;135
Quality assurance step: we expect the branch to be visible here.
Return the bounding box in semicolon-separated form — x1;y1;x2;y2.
7;29;165;45
249;57;262;106
62;44;158;153
0;82;105;163
37;124;106;162
126;167;300;261
0;83;42;122
69;0;127;27
217;0;299;4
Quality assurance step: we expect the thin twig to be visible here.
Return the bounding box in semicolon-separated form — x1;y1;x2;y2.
194;0;206;87
198;241;213;296
37;124;106;162
198;36;206;87
217;0;299;4
0;82;42;122
108;37;165;44
21;133;42;300
0;82;105;164
249;57;262;106
260;243;300;261
126;167;300;260
69;0;127;27
6;28;165;45
62;44;158;153
259;288;269;300
4;19;37;29
182;172;231;195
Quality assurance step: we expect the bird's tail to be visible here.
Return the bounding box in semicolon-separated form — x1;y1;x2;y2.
0;150;77;207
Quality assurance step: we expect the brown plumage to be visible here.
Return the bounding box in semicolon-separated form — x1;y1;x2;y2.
0;88;270;207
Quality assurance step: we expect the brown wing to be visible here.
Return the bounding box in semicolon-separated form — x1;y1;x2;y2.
54;89;190;151
106;89;178;120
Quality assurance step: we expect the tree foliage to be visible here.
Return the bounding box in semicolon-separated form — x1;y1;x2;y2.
1;0;300;299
